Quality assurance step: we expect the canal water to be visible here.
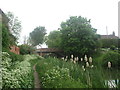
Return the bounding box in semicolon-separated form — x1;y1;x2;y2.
103;68;120;88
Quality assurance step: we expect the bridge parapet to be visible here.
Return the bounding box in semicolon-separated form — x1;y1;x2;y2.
36;48;63;53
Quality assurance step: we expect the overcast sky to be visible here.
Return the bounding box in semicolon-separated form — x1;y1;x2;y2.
0;0;119;46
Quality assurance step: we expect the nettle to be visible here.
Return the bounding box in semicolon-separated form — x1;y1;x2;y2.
2;52;35;88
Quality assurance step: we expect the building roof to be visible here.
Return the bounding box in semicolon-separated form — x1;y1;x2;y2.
0;9;9;24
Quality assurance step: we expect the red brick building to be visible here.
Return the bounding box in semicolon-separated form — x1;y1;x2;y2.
10;45;20;54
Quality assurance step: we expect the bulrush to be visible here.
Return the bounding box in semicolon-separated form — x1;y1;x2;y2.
89;57;92;63
86;62;89;67
90;65;94;68
84;55;87;62
66;56;68;59
108;62;111;68
65;56;68;61
73;60;76;64
82;66;85;71
61;57;64;60
70;58;73;62
76;57;79;61
65;58;67;61
74;57;77;61
81;58;83;61
71;55;74;59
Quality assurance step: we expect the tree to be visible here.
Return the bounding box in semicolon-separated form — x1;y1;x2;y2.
60;16;99;57
29;26;46;47
19;44;35;55
46;30;62;48
6;12;22;40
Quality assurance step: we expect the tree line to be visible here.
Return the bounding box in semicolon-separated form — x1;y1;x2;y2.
29;16;101;57
2;11;120;56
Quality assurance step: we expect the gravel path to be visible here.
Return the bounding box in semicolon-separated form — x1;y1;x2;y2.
33;64;41;89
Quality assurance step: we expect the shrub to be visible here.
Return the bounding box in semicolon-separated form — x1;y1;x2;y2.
2;53;37;88
8;51;23;62
19;44;35;55
100;39;118;48
110;45;116;50
101;51;120;68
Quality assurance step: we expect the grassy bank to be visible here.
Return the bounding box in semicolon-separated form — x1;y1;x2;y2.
36;57;107;88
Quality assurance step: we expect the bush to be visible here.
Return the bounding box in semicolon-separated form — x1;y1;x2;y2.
101;51;120;68
100;39;118;48
0;52;37;90
2;53;37;88
110;45;116;50
8;51;23;63
19;44;35;55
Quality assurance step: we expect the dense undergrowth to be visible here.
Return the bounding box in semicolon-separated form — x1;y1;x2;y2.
2;50;120;88
36;57;108;88
2;52;40;88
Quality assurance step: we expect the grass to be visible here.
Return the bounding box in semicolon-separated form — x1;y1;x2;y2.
36;57;107;88
3;51;119;88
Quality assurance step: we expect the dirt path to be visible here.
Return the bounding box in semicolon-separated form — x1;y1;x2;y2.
33;64;41;89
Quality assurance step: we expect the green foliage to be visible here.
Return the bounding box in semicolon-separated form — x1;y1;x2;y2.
6;12;22;40
2;54;38;88
36;58;87;88
29;26;46;46
8;51;23;63
2;24;16;50
60;16;100;57
46;30;62;48
99;39;118;48
101;51;120;68
110;45;116;50
36;57;107;88
2;25;10;49
19;44;35;55
41;66;86;88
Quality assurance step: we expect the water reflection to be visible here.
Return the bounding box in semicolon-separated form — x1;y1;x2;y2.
105;79;119;88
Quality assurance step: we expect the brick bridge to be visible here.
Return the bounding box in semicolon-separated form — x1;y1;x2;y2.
35;48;63;56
